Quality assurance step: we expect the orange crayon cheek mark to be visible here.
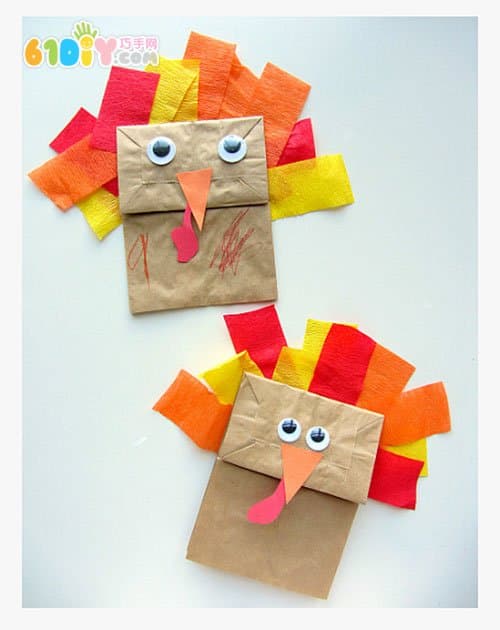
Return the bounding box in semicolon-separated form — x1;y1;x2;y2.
127;233;150;287
209;209;254;275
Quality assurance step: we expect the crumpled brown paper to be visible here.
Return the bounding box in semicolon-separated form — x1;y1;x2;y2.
187;374;384;599
219;373;384;503
187;459;358;599
116;116;277;314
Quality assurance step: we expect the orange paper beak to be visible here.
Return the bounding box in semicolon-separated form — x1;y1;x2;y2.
281;443;323;503
176;168;213;231
247;443;323;524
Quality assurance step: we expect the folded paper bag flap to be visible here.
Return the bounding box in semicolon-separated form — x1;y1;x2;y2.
218;373;384;504
117;116;269;214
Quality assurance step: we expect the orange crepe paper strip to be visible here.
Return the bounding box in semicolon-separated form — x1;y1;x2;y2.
153;370;233;452
183;32;236;120
356;343;416;415
218;55;259;118
245;62;310;166
380;382;451;447
28;136;117;211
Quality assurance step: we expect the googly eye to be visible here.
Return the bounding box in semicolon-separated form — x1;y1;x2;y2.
305;426;330;452
146;136;176;165
218;134;247;163
277;417;302;443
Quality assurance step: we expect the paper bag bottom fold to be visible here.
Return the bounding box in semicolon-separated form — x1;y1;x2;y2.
187;459;358;599
122;204;277;314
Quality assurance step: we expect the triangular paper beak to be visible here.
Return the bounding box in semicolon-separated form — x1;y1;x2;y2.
176;168;213;230
247;443;322;524
281;443;323;503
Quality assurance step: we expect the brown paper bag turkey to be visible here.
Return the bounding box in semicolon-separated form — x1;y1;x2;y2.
117;116;277;314
187;374;384;599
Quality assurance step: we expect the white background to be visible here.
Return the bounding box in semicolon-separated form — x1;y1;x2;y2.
22;16;477;608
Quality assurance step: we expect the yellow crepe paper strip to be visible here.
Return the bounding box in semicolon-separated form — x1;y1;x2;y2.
302;319;333;358
145;58;199;123
78;188;122;240
174;60;199;121
272;347;319;391
302;319;358;359
386;439;428;477
268;154;354;220
199;351;263;405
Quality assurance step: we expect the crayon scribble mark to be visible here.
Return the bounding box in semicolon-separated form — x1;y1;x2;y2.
209;209;254;275
127;233;150;287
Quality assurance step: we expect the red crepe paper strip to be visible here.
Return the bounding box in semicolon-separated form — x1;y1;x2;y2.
308;324;376;405
223;305;287;379
102;178;119;196
90;66;160;152
49;107;96;152
277;118;316;166
49;107;119;197
380;382;451;447
184;31;236;120
368;448;424;510
245;62;311;167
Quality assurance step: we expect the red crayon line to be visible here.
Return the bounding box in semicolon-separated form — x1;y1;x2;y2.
127;233;150;286
210;209;254;275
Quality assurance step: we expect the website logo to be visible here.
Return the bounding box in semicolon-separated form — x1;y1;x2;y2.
23;20;160;68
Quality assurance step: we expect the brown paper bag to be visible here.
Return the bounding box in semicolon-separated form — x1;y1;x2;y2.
187;460;358;599
187;374;384;599
117;117;277;314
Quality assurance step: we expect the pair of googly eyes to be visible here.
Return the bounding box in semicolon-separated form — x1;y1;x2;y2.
277;418;330;452
146;134;248;166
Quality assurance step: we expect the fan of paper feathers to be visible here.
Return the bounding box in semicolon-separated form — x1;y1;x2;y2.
154;305;451;510
28;31;354;239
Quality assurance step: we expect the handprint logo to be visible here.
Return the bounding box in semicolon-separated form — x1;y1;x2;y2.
73;21;98;41
72;21;99;67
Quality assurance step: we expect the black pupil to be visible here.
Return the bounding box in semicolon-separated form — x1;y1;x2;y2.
224;136;241;153
282;419;297;434
311;428;325;443
152;139;170;158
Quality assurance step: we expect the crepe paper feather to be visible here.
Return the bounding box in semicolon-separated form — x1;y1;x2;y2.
154;306;450;510
29;31;353;240
152;307;450;597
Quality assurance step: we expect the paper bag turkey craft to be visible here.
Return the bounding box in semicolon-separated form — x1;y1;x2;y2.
27;31;354;314
118;115;276;312
154;305;451;599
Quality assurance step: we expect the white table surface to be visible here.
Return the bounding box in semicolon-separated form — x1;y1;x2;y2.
22;16;477;608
